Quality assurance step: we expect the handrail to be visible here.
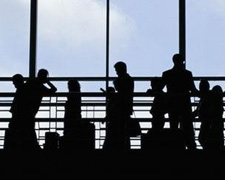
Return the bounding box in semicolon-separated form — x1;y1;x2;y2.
0;76;224;150
0;76;225;82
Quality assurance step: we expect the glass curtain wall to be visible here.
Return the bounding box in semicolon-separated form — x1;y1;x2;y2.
0;0;30;91
109;0;179;92
187;0;225;88
37;0;106;92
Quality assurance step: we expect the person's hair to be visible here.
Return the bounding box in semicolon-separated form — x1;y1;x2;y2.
199;79;210;92
114;61;127;72
37;69;48;78
151;77;162;90
172;54;184;64
12;74;24;84
68;79;80;92
212;85;223;93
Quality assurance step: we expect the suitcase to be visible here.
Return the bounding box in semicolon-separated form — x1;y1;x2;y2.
44;132;59;150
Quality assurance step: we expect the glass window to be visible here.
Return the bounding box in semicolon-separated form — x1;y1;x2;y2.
37;0;107;92
187;0;225;89
187;0;225;76
0;0;30;91
109;0;179;92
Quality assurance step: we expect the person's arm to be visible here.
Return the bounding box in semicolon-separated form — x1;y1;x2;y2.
158;73;166;91
46;80;57;93
189;72;199;96
42;80;57;95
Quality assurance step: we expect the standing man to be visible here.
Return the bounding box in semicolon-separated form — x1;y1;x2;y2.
26;69;57;118
113;61;134;150
159;54;198;150
4;74;26;150
23;68;57;149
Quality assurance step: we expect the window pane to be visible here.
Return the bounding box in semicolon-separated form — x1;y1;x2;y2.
187;0;225;76
187;0;225;90
0;0;30;91
37;0;107;92
109;0;179;91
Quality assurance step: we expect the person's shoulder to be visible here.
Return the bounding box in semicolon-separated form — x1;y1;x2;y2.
184;69;193;76
126;73;133;77
162;68;173;76
126;73;134;80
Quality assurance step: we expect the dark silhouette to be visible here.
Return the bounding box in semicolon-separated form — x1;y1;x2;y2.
63;79;82;137
59;79;95;150
142;77;185;150
101;86;116;116
102;86;119;150
23;68;57;150
112;61;135;150
4;74;26;150
159;53;198;150
8;74;25;129
193;82;224;150
192;79;211;149
25;69;57;117
146;77;168;132
206;85;224;149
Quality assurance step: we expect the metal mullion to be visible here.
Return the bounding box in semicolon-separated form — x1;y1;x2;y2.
29;0;38;78
179;0;186;67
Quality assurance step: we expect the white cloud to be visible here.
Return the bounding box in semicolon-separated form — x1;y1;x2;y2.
0;0;136;51
36;0;136;48
0;0;136;77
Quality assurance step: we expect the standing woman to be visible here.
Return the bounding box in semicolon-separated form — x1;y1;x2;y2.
206;85;224;149
61;78;95;150
63;79;82;137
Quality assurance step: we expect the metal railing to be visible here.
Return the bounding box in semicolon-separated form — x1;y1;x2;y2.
0;76;224;149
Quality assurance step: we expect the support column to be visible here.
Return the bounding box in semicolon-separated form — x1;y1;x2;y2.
106;0;110;90
179;0;186;67
29;0;38;78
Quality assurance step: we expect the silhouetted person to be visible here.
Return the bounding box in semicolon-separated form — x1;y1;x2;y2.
102;86;116;116
8;74;25;128
112;61;135;150
103;87;130;151
23;68;57;150
192;79;211;149
60;79;95;150
63;79;82;137
159;54;198;150
4;74;26;150
146;77;168;132
206;85;224;149
102;86;119;150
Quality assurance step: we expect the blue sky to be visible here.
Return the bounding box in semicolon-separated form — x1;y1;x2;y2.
1;0;225;92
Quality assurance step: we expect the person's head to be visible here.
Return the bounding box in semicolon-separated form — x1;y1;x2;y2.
114;61;127;77
212;85;223;94
172;54;185;69
37;69;49;83
199;79;210;93
151;77;162;91
68;79;80;92
12;74;24;89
